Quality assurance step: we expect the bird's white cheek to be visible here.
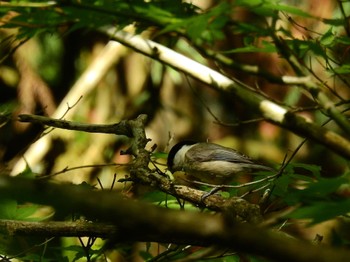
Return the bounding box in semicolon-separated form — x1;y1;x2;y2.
172;145;194;170
173;154;185;171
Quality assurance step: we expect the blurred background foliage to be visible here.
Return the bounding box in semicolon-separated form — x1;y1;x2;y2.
1;0;350;261
0;0;347;180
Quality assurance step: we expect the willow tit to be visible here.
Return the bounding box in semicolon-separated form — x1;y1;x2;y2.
167;141;274;185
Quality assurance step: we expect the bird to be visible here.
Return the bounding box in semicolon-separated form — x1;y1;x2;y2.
167;140;274;185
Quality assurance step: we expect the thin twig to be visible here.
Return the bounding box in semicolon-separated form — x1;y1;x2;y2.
18;114;133;136
37;163;127;180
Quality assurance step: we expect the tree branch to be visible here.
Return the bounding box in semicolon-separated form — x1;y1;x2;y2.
194;44;312;85
10;111;350;262
0;176;349;262
17;113;262;222
0;220;116;238
102;27;350;159
272;34;350;135
18;114;133;137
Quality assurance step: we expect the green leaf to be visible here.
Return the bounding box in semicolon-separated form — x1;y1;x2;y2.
287;39;328;59
186;16;208;40
301;177;346;196
62;245;85;252
288;163;322;178
323;18;347;26
235;0;276;17
17;165;37;179
284;177;347;205
272;175;291;198
0;199;17;220
336;36;350;45
235;0;312;18
142;191;175;203
287;199;350;224
0;199;40;220
15;204;39;220
331;64;350;74
139;250;154;260
233;22;270;35
152;151;168;159
224;42;276;53
320;27;335;46
235;0;264;5
269;4;313;18
290;174;316;183
62;245;86;262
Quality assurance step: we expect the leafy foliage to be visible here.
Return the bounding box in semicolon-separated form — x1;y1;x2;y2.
2;0;350;261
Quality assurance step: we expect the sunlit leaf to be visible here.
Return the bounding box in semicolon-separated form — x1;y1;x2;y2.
0;199;40;220
320;27;335;46
152;151;168;159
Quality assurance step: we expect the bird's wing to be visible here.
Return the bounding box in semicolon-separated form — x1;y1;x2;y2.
186;143;252;163
186;143;274;171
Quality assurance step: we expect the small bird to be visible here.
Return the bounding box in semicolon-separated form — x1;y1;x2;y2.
167;141;274;185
